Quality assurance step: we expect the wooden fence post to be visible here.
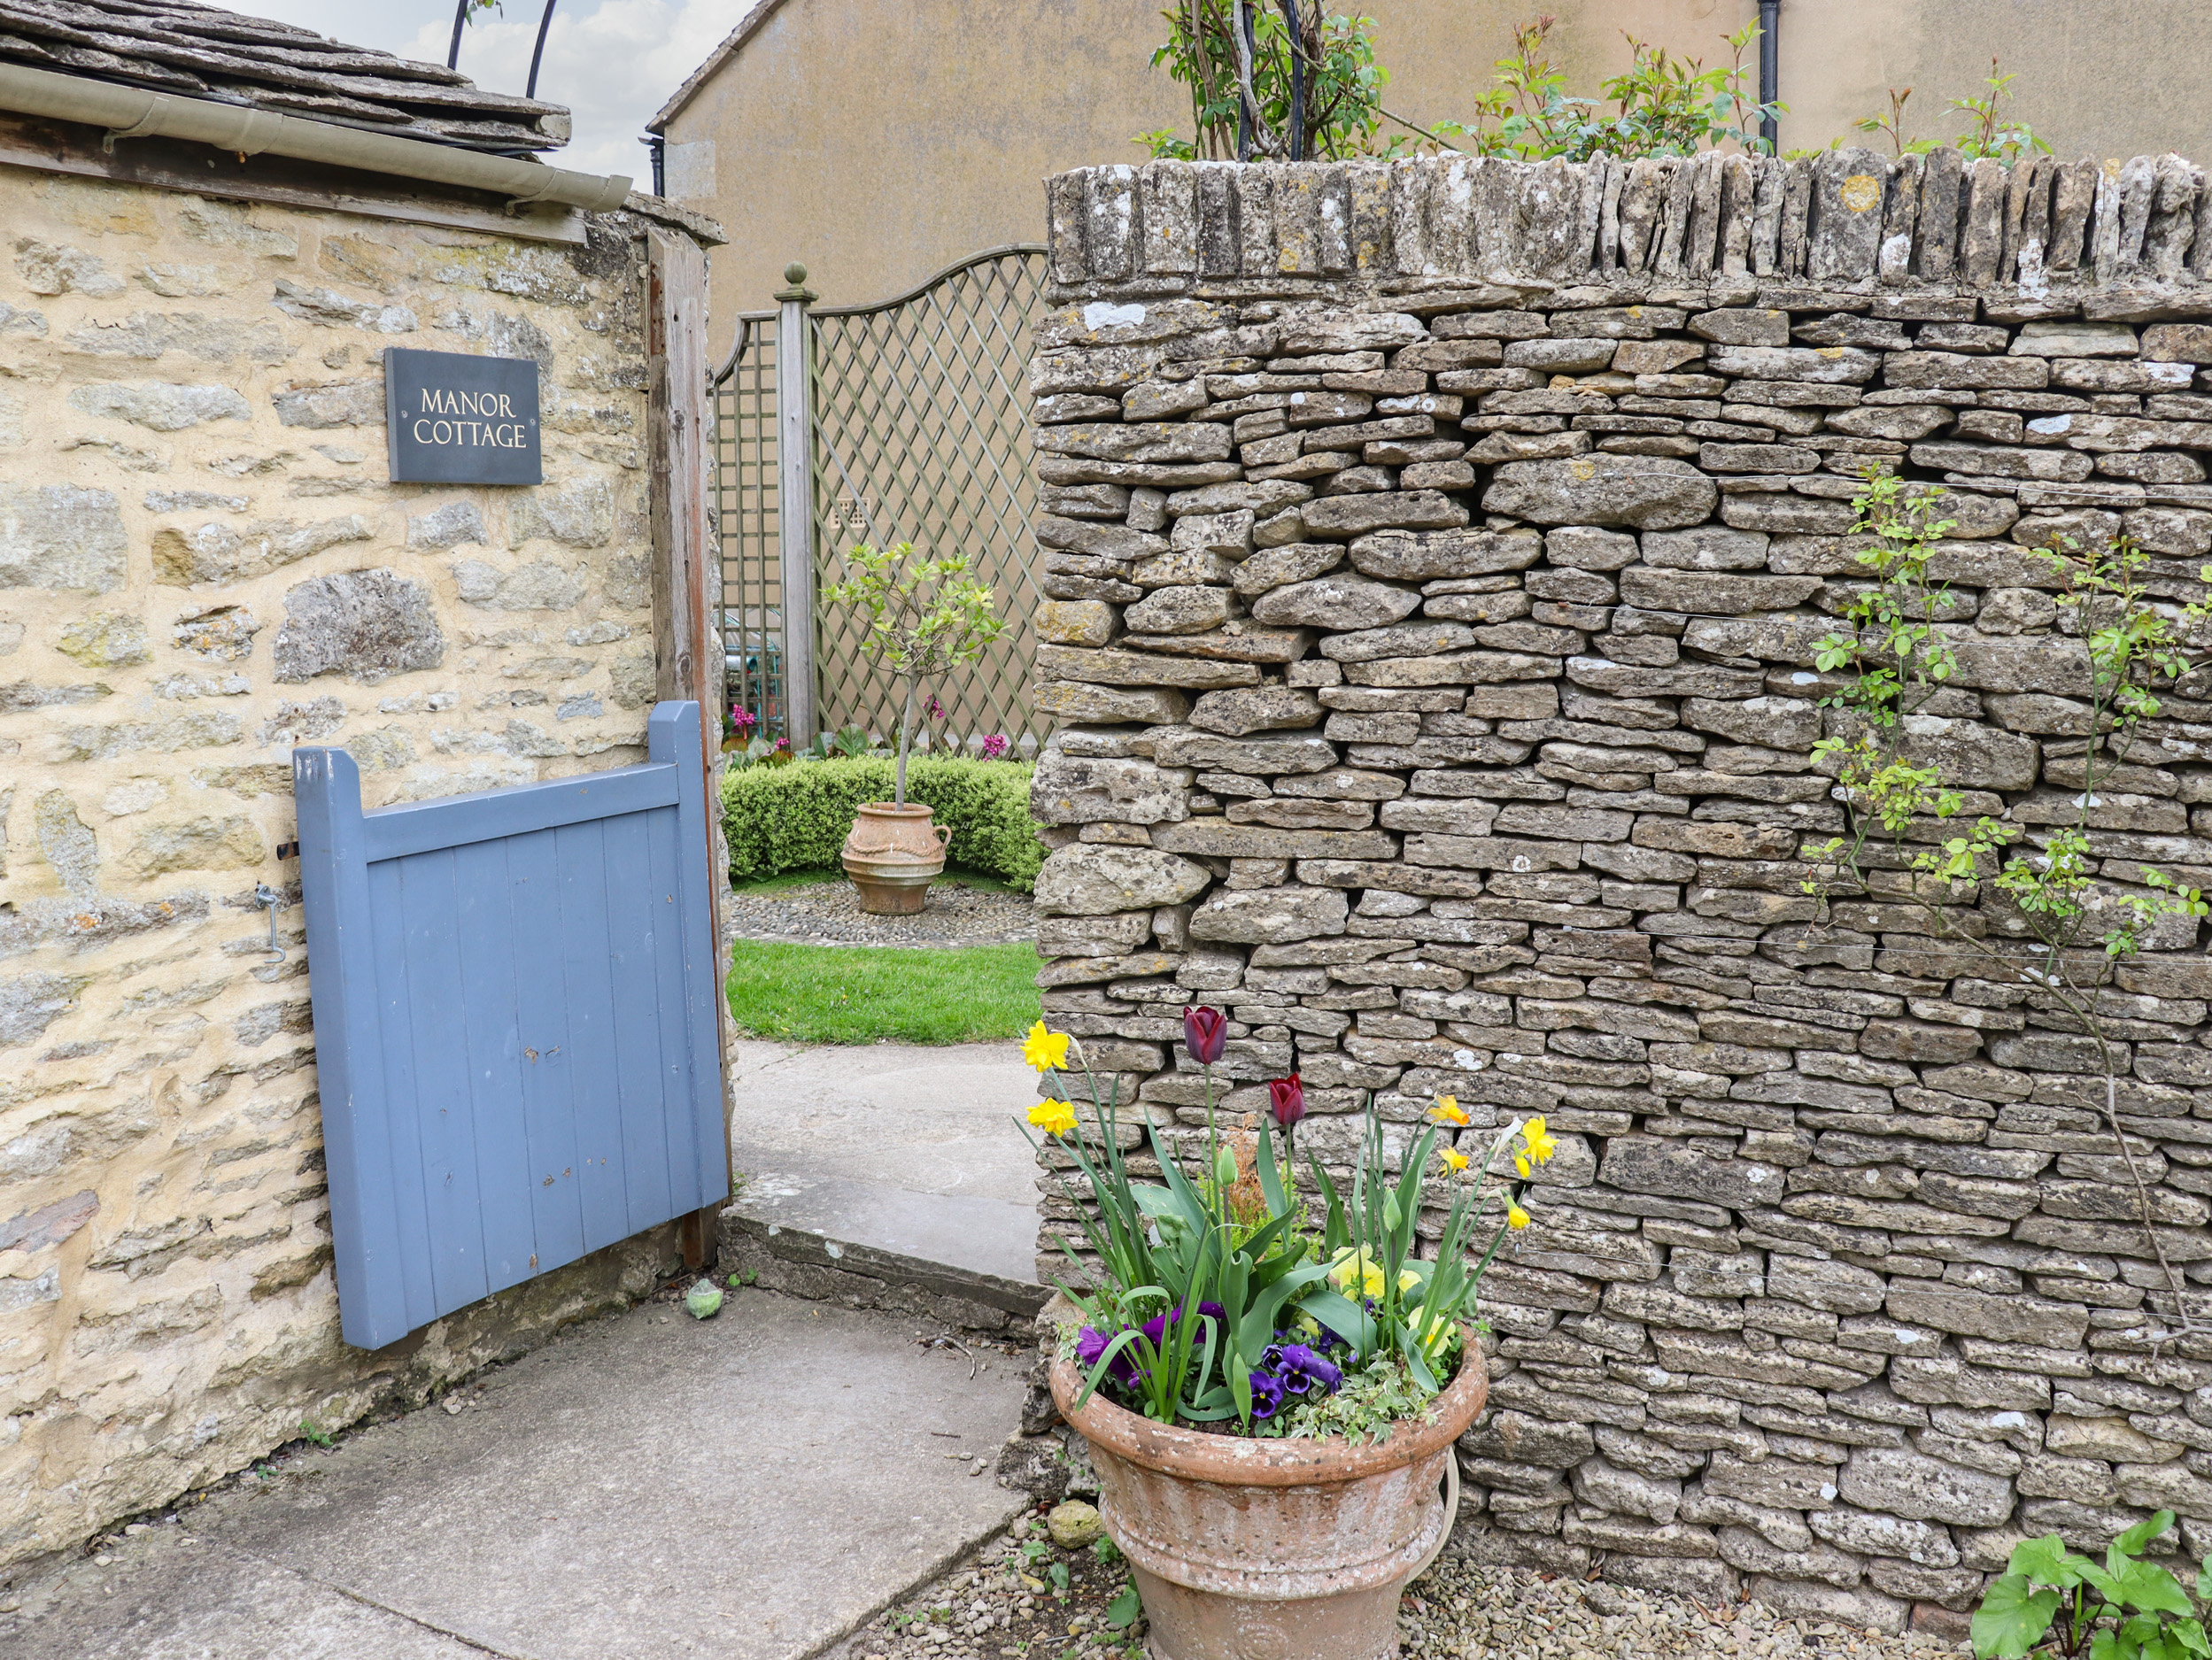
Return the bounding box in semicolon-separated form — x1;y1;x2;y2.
646;224;732;1273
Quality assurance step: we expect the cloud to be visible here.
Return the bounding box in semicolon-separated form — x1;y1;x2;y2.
395;0;734;181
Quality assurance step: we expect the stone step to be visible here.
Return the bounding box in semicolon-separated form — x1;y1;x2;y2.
718;1176;1048;1334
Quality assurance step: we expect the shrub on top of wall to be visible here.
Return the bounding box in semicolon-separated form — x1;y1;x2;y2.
720;757;1044;891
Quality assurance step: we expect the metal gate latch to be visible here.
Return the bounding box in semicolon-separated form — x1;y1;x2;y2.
253;882;287;963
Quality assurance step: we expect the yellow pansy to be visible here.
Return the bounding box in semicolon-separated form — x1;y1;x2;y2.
1507;1203;1532;1230
1429;1096;1469;1126
1023;1021;1071;1074
1327;1247;1388;1300
1027;1099;1078;1138
1440;1147;1471;1172
1396;1267;1423;1294
1414;1311;1459;1358
1520;1116;1558;1166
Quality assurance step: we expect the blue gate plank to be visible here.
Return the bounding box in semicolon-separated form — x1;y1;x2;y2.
379;851;479;1322
453;834;546;1299
665;703;729;1208
297;702;728;1352
507;825;587;1269
601;806;670;1229
554;816;629;1252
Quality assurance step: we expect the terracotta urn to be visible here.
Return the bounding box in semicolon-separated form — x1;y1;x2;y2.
1049;1340;1486;1660
839;801;948;914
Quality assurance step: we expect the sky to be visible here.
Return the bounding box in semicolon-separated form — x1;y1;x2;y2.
238;0;739;183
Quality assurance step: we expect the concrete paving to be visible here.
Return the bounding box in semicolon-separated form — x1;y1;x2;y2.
8;1291;1029;1660
727;1040;1040;1286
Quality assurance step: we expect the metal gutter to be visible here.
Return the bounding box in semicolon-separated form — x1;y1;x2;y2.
0;59;630;212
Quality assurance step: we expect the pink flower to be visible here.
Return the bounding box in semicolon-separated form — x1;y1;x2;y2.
979;734;1010;761
924;694;945;721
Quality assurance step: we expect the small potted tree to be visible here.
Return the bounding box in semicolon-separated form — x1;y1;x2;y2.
824;541;1004;914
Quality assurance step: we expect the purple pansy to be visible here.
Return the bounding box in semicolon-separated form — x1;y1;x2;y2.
1247;1368;1286;1421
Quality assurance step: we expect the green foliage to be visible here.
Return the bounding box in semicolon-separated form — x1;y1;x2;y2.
1971;1511;2210;1659
1029;1040;1543;1434
1139;2;1394;161
298;1420;334;1448
1104;1584;1143;1630
1435;16;1781;161
720;755;1043;891
822;543;1004;806
1802;475;2212;1344
1262;1350;1433;1443
723;939;1040;1045
1852;57;2051;160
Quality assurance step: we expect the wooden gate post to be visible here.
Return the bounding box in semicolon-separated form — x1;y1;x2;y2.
646;224;732;1272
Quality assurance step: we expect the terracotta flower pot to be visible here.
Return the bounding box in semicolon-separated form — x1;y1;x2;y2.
1050;1340;1487;1660
840;801;948;914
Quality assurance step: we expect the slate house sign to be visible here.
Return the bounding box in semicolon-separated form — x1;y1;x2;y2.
383;347;543;485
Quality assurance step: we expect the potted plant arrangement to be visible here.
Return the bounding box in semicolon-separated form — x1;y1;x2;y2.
1019;1011;1552;1660
822;541;1003;914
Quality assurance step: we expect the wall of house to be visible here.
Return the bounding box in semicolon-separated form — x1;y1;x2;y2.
1025;149;2212;1638
0;168;694;1576
659;0;2212;320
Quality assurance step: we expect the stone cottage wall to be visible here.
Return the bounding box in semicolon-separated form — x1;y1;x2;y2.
0;169;700;1574
1026;149;2212;1638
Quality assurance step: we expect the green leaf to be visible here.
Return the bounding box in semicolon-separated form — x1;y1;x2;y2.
2115;1558;2194;1618
1105;1586;1142;1630
2113;1510;2177;1563
2009;1535;2075;1587
1972;1574;2061;1659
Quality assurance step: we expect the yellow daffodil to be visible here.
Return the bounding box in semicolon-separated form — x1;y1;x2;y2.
1027;1099;1078;1138
1327;1247;1388;1300
1507;1203;1532;1230
1429;1096;1469;1126
1022;1020;1071;1074
1520;1115;1558;1166
1440;1146;1471;1172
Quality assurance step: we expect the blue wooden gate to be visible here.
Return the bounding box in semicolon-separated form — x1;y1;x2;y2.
294;701;728;1351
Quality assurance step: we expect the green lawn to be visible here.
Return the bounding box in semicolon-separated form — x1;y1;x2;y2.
724;938;1040;1045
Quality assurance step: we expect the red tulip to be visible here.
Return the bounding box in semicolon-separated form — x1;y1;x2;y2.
1268;1074;1306;1130
1183;1005;1226;1066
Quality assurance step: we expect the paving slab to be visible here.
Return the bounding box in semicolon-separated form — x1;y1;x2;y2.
728;1040;1040;1285
8;1291;1028;1660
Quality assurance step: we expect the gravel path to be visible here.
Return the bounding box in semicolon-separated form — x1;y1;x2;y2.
726;876;1034;948
831;1511;1969;1660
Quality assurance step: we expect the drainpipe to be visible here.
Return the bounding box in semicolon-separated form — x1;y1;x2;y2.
0;61;631;211
645;134;666;197
1759;0;1780;154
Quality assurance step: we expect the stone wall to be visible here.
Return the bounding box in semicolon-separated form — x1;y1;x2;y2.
1025;150;2212;1639
0;166;706;1575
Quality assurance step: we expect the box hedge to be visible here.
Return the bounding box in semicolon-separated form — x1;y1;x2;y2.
720;757;1045;891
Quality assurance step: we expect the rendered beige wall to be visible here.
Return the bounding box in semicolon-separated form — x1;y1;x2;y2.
0;168;686;1576
663;0;2212;323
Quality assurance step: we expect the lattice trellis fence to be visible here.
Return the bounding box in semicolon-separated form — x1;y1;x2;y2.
710;246;1051;753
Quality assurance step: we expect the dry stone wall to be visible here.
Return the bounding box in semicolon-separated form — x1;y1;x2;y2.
1026;151;2212;1639
0;168;699;1575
